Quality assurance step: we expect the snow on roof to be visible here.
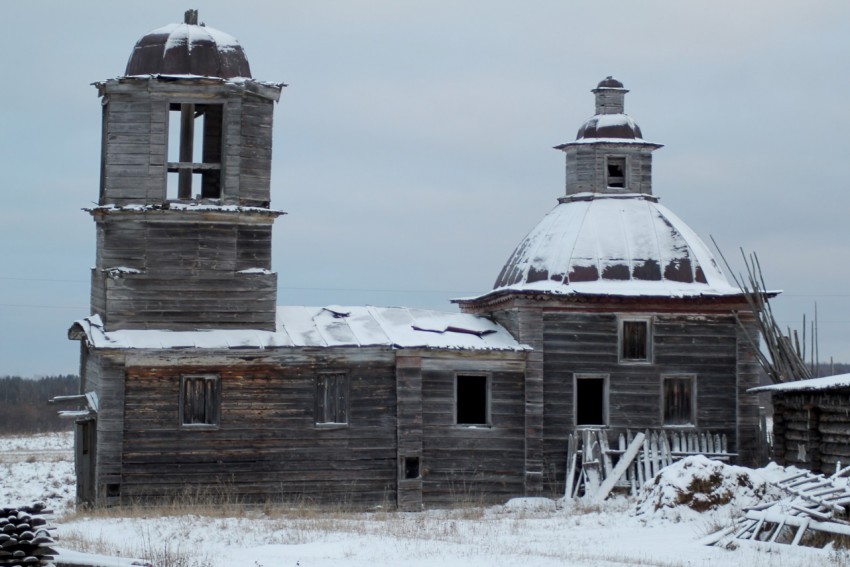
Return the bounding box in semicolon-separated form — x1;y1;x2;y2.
749;373;850;394
479;194;742;300
86;203;284;216
70;307;528;352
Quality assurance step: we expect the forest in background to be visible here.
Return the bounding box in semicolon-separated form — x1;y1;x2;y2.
0;375;78;433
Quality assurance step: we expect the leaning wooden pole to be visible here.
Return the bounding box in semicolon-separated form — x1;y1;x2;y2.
711;238;810;384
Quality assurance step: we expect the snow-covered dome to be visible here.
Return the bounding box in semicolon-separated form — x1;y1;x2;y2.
491;194;739;297
576;114;644;141
124;10;251;79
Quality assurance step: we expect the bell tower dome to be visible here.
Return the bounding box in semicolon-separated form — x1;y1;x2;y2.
90;11;285;331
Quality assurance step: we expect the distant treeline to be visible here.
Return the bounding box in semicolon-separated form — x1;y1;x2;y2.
0;375;79;434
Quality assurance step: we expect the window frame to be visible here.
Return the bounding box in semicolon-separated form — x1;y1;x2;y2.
454;373;491;427
573;373;610;427
316;371;350;426
605;155;627;190
619;316;653;364
179;373;221;429
662;374;697;427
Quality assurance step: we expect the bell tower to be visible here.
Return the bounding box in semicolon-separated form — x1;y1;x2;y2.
555;76;662;197
91;10;284;331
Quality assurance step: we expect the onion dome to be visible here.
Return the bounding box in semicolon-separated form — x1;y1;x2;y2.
124;10;251;79
492;195;739;297
596;76;625;89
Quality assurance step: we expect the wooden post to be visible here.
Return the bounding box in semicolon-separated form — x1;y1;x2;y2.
178;103;195;199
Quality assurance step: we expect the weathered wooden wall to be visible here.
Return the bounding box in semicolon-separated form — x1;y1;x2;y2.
563;146;654;195
116;348;399;507
771;391;850;474
538;310;740;495
92;213;277;330
98;79;278;207
420;354;526;507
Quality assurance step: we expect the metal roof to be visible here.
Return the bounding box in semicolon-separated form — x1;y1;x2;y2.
69;306;529;352
124;11;251;79
487;194;741;298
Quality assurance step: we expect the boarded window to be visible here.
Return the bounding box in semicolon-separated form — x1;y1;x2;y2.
606;156;626;188
180;374;220;427
456;374;489;425
663;376;695;426
167;103;223;200
621;319;651;362
575;374;608;426
317;373;349;424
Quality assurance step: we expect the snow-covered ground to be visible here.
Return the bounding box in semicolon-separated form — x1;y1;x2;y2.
3;432;850;567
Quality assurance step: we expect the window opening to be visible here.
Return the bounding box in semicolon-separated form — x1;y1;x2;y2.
663;376;695;426
180;374;220;427
316;372;349;424
167;103;223;200
606;156;626;188
402;456;421;479
621;319;651;362
575;374;607;426
456;374;489;425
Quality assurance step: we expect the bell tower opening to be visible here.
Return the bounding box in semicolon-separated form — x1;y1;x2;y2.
167;103;223;200
606;156;626;189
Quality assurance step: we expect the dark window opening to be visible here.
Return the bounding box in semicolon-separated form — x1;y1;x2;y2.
106;483;121;498
167;103;223;200
621;319;650;361
403;456;420;479
607;157;626;188
180;374;220;427
664;376;695;426
576;375;607;426
317;373;349;424
456;375;489;425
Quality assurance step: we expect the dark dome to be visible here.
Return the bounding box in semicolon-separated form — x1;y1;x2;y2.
596;76;624;89
576;114;643;140
125;13;251;79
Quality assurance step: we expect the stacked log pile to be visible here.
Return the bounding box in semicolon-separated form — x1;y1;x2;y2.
0;503;57;566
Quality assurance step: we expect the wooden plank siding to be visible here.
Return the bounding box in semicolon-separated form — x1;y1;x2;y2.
98;80;276;207
93;218;277;331
538;311;741;496
116;349;399;507
420;354;526;507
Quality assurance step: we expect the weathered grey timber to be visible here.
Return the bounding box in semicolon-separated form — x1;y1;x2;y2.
68;21;765;510
752;379;850;474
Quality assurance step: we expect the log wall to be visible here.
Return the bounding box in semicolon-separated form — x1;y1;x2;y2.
772;391;850;474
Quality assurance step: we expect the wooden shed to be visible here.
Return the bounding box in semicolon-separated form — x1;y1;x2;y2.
66;15;762;509
751;374;850;474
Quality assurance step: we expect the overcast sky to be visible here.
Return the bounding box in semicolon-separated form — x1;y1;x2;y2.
1;1;849;377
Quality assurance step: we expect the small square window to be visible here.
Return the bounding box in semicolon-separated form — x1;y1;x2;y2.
317;373;349;424
180;374;220;427
620;319;651;362
663;376;696;426
456;374;489;425
606;157;626;188
402;456;420;480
